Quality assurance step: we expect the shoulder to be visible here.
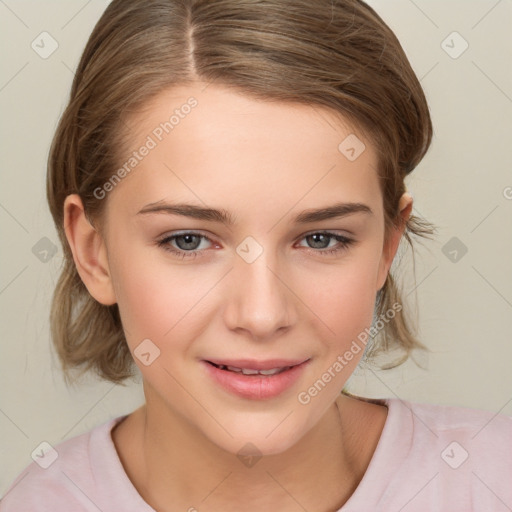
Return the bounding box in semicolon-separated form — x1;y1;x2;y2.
387;397;512;462
401;398;512;452
404;398;512;431
0;416;125;511
382;398;512;510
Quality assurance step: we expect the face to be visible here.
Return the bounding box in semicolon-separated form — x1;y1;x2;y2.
93;82;405;455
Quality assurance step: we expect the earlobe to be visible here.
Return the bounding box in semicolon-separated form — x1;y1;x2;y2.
376;192;413;292
63;194;117;305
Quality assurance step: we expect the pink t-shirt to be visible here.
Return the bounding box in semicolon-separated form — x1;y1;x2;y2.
1;397;511;511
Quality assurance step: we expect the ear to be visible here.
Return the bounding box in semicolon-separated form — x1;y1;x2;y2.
375;192;413;292
63;194;117;305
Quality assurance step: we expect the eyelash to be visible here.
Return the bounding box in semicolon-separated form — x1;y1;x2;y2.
156;231;355;259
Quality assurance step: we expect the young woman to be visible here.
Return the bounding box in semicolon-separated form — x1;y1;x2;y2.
1;1;510;510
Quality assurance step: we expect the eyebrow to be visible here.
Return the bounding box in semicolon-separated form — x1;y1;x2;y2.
136;200;373;225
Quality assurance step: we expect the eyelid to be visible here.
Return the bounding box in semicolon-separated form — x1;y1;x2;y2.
297;228;354;239
157;229;215;242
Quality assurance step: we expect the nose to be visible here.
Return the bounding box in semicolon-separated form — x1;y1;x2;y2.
223;245;297;340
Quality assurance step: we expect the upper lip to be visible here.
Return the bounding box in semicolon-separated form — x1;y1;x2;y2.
204;358;310;370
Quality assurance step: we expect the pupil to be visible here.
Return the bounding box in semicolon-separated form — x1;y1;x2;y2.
178;234;199;250
309;233;329;249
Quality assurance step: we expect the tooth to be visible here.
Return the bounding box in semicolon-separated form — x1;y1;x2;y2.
218;364;291;375
258;368;282;375
241;368;260;375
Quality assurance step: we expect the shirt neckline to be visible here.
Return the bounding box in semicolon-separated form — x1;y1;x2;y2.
90;397;409;511
90;414;156;511
337;397;412;510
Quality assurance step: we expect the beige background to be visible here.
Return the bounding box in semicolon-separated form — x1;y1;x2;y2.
1;0;511;497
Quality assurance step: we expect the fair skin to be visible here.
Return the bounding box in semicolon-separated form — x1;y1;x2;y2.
63;82;412;511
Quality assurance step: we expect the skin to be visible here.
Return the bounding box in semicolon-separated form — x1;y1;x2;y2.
63;82;413;511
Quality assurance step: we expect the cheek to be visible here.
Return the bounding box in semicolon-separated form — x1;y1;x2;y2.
306;253;380;338
293;264;379;402
109;248;208;349
302;259;380;395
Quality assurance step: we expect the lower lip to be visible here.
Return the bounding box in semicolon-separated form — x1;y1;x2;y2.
202;360;310;400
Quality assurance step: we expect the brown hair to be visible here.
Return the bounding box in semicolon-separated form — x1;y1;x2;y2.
47;0;436;384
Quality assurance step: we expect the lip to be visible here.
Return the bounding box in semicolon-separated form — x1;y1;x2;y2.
201;358;311;400
204;358;309;371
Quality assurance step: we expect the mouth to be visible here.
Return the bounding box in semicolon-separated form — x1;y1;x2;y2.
205;359;308;376
202;358;311;400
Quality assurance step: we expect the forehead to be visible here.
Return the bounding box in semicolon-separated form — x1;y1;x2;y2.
108;83;382;221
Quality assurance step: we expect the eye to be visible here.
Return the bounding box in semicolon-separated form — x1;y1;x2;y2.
156;230;355;260
296;231;355;256
156;232;213;259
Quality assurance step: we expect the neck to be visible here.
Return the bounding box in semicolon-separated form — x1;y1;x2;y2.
114;392;385;512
